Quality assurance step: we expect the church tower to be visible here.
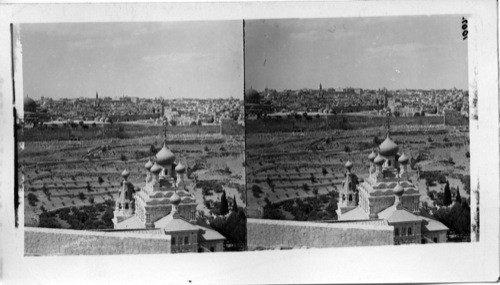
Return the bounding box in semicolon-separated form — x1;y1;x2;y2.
336;161;359;216
113;122;198;230
112;169;136;226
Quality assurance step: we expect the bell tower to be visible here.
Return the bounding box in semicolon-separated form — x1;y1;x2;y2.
336;161;359;217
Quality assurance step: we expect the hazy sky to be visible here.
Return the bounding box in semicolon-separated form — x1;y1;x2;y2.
245;16;468;91
20;21;243;100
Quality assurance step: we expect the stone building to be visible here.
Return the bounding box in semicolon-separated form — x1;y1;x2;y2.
111;142;225;253
337;134;448;245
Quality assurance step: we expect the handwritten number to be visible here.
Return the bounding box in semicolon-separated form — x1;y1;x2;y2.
462;17;468;40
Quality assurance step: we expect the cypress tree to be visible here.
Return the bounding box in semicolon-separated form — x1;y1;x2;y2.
220;191;229;215
443;180;452;206
232;195;238;212
455;186;462;204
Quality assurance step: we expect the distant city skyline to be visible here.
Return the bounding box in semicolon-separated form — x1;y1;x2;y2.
20;21;243;100
245;16;468;92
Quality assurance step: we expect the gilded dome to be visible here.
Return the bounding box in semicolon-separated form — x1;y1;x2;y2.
121;169;130;179
175;162;186;174
345;160;353;170
374;154;385;165
379;135;399;157
145;159;153;170
245;88;261;103
150;163;162;174
24;97;37;112
398;153;409;164
170;192;181;205
156;143;175;167
368;151;377;161
393;183;404;196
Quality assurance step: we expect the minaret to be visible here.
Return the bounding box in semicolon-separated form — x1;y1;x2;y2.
336;161;359;217
95;92;99;107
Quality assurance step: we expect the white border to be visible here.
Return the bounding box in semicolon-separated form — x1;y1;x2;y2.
0;1;498;284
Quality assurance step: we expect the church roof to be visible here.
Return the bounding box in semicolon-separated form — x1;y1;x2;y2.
196;225;226;241
115;215;144;229
337;207;369;221
377;204;422;224
421;216;449;232
155;215;199;232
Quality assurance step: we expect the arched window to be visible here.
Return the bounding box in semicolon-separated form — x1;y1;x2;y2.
125;203;129;210
348;194;352;201
395;228;399;236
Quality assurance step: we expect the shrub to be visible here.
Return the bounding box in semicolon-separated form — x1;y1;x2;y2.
28;193;38;206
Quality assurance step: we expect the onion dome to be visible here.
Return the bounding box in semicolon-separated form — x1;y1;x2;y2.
170;191;181;206
175;162;186;174
398;153;409;164
156;143;175;167
379;135;399;157
393;183;404;196
368;151;377;161
121;169;130;179
374;154;385;165
345;160;353;171
144;159;153;170
150;163;162;175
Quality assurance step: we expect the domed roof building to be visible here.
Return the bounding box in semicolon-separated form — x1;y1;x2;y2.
112;141;226;253
337;130;448;245
245;88;273;119
245;88;261;104
24;97;37;113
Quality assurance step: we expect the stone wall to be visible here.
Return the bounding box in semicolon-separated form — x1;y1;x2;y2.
247;219;393;250
25;227;171;256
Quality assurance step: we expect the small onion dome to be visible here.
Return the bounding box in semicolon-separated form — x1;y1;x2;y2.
170;192;181;206
374;154;385;165
393;183;404;196
368;151;377;161
398;153;409;164
175;162;186;174
345;160;353;170
379;135;399;157
156;143;175;167
121;169;130;179
150;163;162;175
144;159;153;170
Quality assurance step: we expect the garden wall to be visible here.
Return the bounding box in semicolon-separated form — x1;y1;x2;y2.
25;227;171;256
247;218;393;249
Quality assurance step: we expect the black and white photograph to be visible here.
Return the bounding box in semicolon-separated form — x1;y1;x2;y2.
16;21;246;255
245;16;473;249
0;1;498;284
